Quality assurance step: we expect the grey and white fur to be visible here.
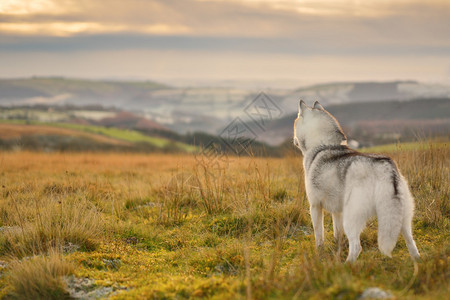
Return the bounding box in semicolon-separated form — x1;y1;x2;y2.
293;100;420;262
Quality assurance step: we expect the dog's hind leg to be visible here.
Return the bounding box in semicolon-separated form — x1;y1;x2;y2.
310;204;324;248
343;218;364;262
332;212;344;256
343;187;368;262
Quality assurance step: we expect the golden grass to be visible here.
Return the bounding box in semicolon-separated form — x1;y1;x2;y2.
0;141;448;299
1;197;102;256
7;252;74;300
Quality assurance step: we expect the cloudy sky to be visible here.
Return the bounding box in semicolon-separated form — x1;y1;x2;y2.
1;0;449;85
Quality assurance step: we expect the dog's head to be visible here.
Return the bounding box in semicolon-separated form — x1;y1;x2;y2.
293;100;346;153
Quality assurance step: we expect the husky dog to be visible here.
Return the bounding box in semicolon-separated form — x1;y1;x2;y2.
293;100;420;262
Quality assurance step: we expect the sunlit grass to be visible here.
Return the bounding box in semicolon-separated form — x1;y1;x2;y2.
0;119;197;152
7;252;74;300
361;137;448;153
0;140;448;299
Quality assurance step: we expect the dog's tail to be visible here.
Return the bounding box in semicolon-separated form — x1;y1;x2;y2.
399;177;420;260
377;171;420;260
376;170;404;257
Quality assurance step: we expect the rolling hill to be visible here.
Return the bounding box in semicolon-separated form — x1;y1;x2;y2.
0;77;169;107
1;77;450;137
1;77;449;149
0;120;196;153
246;98;450;146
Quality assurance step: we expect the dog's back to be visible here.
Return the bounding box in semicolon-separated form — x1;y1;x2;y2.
305;144;400;199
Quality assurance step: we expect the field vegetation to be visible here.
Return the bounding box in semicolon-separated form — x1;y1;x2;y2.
0;140;448;299
0;121;196;153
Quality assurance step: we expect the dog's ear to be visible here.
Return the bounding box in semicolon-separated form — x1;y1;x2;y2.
298;100;309;116
313;101;324;110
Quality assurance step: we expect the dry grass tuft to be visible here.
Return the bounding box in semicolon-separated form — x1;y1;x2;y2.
8;251;73;300
0;196;103;256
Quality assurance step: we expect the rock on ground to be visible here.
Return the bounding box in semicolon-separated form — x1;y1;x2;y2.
359;287;394;299
64;275;113;299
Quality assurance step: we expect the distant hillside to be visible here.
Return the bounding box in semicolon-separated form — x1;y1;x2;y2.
295;81;415;102
0;105;171;135
278;81;450;116
246;98;450;147
0;120;196;153
95;111;170;132
0;77;169;107
2;77;450;137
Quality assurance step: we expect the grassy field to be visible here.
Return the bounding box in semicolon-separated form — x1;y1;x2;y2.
51;123;196;152
0;141;448;299
0;120;197;152
0;123;131;146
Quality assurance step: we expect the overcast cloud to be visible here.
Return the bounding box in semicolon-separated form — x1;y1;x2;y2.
1;0;449;84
